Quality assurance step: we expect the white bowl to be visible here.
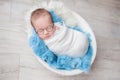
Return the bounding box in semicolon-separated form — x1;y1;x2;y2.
33;10;97;76
26;1;97;76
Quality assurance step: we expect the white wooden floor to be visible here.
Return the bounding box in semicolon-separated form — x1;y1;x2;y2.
0;0;120;80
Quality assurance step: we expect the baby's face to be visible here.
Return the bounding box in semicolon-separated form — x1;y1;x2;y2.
32;14;56;40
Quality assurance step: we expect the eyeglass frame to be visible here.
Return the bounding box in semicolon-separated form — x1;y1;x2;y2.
35;23;55;35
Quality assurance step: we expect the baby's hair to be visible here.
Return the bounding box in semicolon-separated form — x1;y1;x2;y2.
31;8;53;27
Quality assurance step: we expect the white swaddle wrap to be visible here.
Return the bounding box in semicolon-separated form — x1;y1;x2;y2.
44;23;89;57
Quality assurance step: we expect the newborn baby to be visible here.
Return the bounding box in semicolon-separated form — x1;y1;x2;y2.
31;8;89;57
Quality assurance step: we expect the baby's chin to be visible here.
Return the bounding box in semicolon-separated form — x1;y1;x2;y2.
42;35;52;40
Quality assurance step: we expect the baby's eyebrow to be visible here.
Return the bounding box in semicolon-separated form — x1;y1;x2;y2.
35;24;44;29
35;23;54;30
37;27;44;30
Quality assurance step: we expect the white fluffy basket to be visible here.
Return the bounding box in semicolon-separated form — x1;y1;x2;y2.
25;1;97;76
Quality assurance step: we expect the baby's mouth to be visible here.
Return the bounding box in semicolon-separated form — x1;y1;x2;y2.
44;35;51;40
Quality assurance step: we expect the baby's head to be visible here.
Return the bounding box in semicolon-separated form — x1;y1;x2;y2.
31;8;56;40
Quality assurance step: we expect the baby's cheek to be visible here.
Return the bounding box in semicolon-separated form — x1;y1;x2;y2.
49;32;54;36
51;29;56;35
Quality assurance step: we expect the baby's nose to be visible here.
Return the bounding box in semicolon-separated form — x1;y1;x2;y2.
44;30;48;35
